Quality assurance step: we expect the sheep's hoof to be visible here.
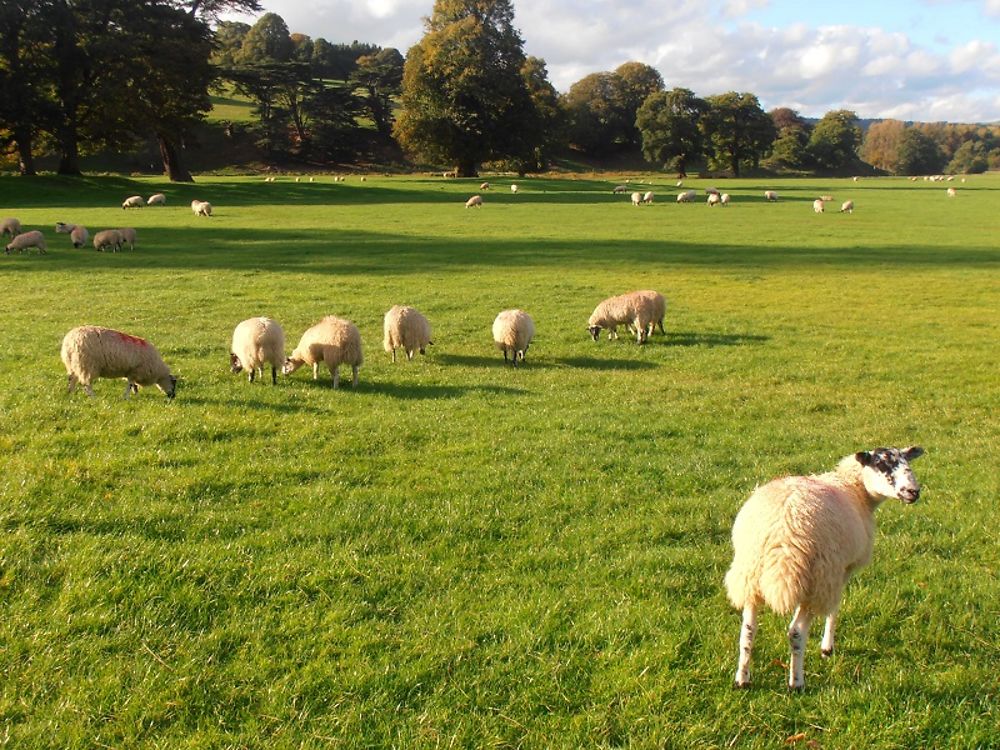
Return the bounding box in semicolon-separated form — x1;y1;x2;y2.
787;684;805;693
733;681;751;690
821;648;833;659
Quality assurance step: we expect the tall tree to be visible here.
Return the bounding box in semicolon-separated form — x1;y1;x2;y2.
896;128;945;175
211;20;250;66
0;0;51;175
860;119;906;173
394;0;538;176
238;12;293;64
766;107;811;170
350;48;404;139
613;61;664;148
807;109;861;171
635;87;707;177
517;55;562;172
562;72;627;155
701;92;775;176
181;0;261;21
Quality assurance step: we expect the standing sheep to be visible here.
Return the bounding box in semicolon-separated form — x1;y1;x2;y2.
631;191;643;206
230;317;285;384
61;325;177;399
465;195;483;208
642;191;654;204
764;190;779;202
946;187;957;198
191;200;213;216
613;185;629;194
492;309;534;366
677;190;696;203
480;181;491;190
118;227;137;251
147;193;166;206
724;447;925;690
383;305;433;363
1;217;21;237
720;193;731;206
93;229;123;252
510;184;519;194
4;230;46;254
813;198;825;213
587;290;660;344
282;315;363;389
56;222;90;248
707;193;721;207
122;195;145;209
839;200;854;214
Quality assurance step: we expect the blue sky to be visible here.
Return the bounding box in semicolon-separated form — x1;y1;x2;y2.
226;1;1000;122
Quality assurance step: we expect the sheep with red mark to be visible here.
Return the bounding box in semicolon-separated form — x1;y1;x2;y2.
61;325;177;399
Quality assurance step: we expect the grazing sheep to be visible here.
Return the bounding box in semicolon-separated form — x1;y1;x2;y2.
724;447;925;690
946;187;957;198
4;230;46;254
56;222;90;248
230;316;285;384
117;227;137;251
191;199;213;216
510;184;519;194
122;195;145;209
705;187;720;196
642;191;654;204
839;200;854;214
480;181;491;190
492;309;534;366
1;217;21;237
588;290;660;344
852;176;859;182
813;198;825;213
820;194;834;202
465;195;483;208
61;325;177;399
720;193;731;206
613;185;629;194
676;180;683;187
92;229;123;252
764;190;778;202
631;191;643;206
677;190;697;203
147;193;166;206
707;193;721;207
631;289;666;338
383;305;433;363
282;315;363;389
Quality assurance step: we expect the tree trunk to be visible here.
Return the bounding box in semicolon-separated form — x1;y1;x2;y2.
14;126;35;176
57;126;81;175
158;133;194;182
456;158;477;177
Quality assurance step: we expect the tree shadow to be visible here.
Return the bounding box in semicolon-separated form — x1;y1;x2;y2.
374;382;527;399
663;331;770;347
552;356;659;370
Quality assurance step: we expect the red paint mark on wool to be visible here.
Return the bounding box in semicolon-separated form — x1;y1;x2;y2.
115;331;148;347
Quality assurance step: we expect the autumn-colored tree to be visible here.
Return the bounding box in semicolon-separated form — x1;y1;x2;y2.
860;119;906;173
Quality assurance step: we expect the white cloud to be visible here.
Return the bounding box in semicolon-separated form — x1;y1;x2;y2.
985;0;1000;18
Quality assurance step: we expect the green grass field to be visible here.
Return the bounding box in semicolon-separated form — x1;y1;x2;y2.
1;173;997;749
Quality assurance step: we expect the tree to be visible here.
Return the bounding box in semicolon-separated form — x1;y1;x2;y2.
807;109;861;171
946;140;989;174
635;87;707;177
0;0;51;175
237;12;292;64
895;128;945;175
766;107;811;170
517;55;562;172
211;20;250;67
860;119;906;173
701;92;775;176
350;48;404;139
562;72;627;155
613;61;663;148
181;0;261;21
394;0;539;176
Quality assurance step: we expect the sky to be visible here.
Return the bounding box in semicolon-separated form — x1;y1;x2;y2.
222;0;1000;122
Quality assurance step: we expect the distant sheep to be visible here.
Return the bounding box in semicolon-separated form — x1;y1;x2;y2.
480;181;491;190
147;193;166;206
705;187;720;196
631;191;643;206
1;217;21;237
510;184;519;194
122;195;145;209
720;193;731;206
283;315;363;389
191;199;212;216
813;198;825;213
61;325;177;399
613;185;629;194
946;187;957;198
677;190;696;203
839;200;854;214
230;317;285;384
725;447;925;690
56;222;90;248
707;193;721;207
820;194;834;202
383;305;433;363
465;195;483;208
118;228;137;251
764;190;778;202
492;309;534;366
4;230;46;254
93;229;123;252
642;191;654;204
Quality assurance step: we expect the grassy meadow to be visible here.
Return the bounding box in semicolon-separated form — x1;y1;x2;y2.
0;172;997;749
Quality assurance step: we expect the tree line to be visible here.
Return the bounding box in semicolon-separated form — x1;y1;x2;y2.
2;0;998;180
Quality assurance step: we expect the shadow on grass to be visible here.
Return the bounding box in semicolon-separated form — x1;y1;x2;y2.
664;331;770;347
552;356;659;370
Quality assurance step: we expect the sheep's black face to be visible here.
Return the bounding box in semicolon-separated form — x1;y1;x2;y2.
856;446;924;503
588;325;602;341
165;376;177;400
230;353;243;374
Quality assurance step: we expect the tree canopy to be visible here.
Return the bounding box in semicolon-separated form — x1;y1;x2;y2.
635;87;707;177
701;92;775;176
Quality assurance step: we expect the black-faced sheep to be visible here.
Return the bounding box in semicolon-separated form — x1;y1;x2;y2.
230;317;285;384
55;222;89;248
383;305;433;363
282;315;363;389
588;290;662;344
840;200;854;214
724;447;925;690
492;309;534;366
61;325;177;399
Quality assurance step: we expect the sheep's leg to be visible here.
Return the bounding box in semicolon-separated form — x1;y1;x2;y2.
503;349;509;363
351;365;359;388
248;368;256;383
787;607;813;690
122;381;134;399
83;383;95;398
391;349;397;363
735;604;758;688
331;365;340;389
406;349;414;361
66;374;78;394
312;362;319;380
821;612;837;657
270;366;277;385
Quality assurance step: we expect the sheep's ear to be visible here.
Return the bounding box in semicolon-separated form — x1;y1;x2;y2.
902;446;924;461
855;451;873;466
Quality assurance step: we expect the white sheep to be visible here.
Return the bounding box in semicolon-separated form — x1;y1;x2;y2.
820;194;834;202
122;195;145;209
480;181;491;190
55;222;90;248
946;187;957;198
510;184;519;194
492;309;534;366
383;305;433;363
631;191;643;206
677;190;696;203
465;195;483;208
147;193;166;206
587;290;660;344
1;217;21;237
4;230;46;254
839;200;854;214
813;198;825;213
92;229;122;252
720;193;731;206
191;199;213;216
707;193;721;207
61;325;177;399
675;180;683;187
613;185;629;194
118;227;137;251
632;289;666;338
282;315;363;389
230;317;285;384
642;191;654;204
724;447;925;690
764;190;778;202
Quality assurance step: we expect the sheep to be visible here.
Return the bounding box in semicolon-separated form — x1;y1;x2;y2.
676;180;683;187
707;193;721;207
720;193;731;206
61;325;177;399
191;199;213;216
510;184;519;194
839;200;854;214
705;187;720;196
480;181;491;190
465;195;483;208
230;316;285;384
492;309;534;366
117;227;137;251
92;229;123;252
631;191;643;206
946;187;957;198
677;190;696;203
147;193;166;206
642;191;654;204
282;315;363;389
4;230;46;255
764;190;778;201
724;447;925;690
813;198;825;213
122;195;145;209
587;290;660;344
820;194;834;202
1;217;21;237
55;222;90;248
613;185;629;194
383;305;433;363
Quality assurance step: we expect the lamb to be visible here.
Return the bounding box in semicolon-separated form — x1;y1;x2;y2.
55;222;90;248
282;315;363;389
724;447;925;690
230;316;285;384
839;200;854;214
383;305;433;363
764;190;778;202
813;198;825;213
61;325;177;399
1;217;21;237
720;193;731;206
465;195;483;208
117;227;137;250
642;191;654;204
147;193;166;206
92;229;123;252
707;193;721;207
191;199;213;216
587;290;661;344
677;190;696;203
121;195;145;209
492;309;534;366
631;191;643;206
4;230;46;254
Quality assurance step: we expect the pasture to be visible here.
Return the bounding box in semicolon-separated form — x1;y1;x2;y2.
1;173;997;749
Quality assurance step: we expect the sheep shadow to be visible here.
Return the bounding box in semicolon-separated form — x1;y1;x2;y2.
553;356;659;371
375;382;527;400
179;393;332;415
663;331;770;347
